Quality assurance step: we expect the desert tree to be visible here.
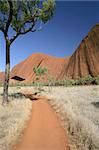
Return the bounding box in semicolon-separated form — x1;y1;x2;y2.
33;66;48;89
33;66;48;77
0;0;55;104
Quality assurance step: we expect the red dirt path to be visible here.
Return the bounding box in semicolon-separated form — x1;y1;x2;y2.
15;95;69;150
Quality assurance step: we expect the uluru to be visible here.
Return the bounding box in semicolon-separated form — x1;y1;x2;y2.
10;53;68;83
0;24;99;84
9;24;99;83
0;1;99;150
61;24;99;79
0;72;5;84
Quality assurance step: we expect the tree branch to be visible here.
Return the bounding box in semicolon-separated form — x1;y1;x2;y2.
0;26;5;33
5;0;13;37
10;22;36;44
20;23;35;34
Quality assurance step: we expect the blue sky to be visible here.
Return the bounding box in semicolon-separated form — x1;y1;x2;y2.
0;1;99;71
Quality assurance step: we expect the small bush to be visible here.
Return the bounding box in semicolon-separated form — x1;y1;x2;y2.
61;78;75;86
8;75;99;87
47;78;76;87
94;76;99;85
75;75;95;85
83;75;95;85
47;75;99;86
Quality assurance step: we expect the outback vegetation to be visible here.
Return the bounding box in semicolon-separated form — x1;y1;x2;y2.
0;0;55;104
0;1;99;150
0;75;98;87
47;75;99;86
0;87;32;150
33;66;48;90
1;86;98;150
33;66;48;81
41;85;99;150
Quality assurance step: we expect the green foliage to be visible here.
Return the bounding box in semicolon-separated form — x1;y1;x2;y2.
47;78;75;86
33;66;48;77
83;75;94;84
0;0;55;103
94;76;99;85
40;0;55;23
7;75;99;87
0;0;55;41
46;75;55;86
33;66;48;91
75;75;94;85
75;78;86;85
46;75;99;86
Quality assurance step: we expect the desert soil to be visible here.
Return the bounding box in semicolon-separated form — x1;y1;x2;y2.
15;94;69;150
0;85;99;150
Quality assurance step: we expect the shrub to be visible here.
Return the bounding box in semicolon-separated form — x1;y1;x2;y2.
33;66;48;77
94;76;99;85
61;78;75;86
83;75;94;85
75;75;95;85
46;77;76;87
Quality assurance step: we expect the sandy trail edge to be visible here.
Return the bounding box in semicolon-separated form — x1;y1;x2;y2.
14;96;69;150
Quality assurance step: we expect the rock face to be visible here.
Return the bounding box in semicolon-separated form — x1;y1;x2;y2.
0;72;5;84
10;53;69;83
1;24;99;83
61;24;99;79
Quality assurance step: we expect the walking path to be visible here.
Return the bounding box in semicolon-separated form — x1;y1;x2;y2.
15;93;69;150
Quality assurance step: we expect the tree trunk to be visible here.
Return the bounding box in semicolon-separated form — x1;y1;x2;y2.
3;43;10;104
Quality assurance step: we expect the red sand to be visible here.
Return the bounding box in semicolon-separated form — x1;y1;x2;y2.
15;96;69;150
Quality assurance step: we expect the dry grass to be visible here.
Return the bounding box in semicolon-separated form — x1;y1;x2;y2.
0;85;99;150
16;85;99;149
0;87;32;150
40;86;99;150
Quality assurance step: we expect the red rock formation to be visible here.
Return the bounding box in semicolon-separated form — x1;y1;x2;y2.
1;24;99;84
61;24;99;79
10;53;69;83
0;72;5;83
